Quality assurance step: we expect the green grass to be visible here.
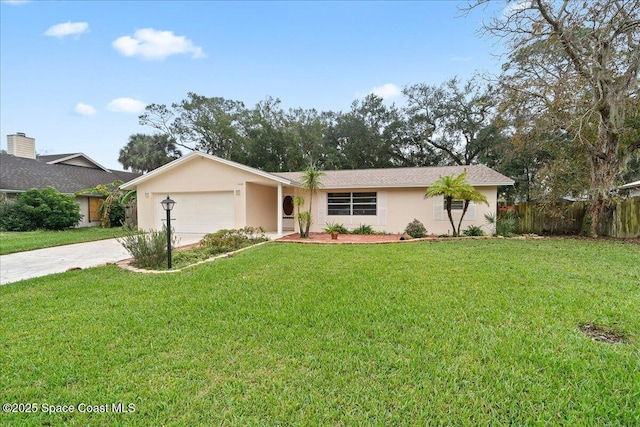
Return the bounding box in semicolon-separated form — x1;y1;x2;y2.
1;239;639;426
0;227;133;255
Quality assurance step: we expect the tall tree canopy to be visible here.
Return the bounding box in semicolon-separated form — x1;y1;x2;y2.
139;92;248;161
326;94;402;170
403;76;500;166
470;0;640;236
118;133;181;173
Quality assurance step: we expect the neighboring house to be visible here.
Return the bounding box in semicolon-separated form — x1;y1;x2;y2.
121;151;514;236
620;180;640;197
0;133;140;227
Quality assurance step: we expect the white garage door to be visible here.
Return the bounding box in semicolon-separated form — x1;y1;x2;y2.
155;192;235;234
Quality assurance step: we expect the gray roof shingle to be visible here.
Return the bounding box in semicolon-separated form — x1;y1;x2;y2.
273;164;514;188
0;153;140;194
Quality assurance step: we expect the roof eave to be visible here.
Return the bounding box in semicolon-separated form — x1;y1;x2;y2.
120;151;294;190
314;181;515;189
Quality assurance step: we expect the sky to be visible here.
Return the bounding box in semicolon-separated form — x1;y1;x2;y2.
1;0;506;171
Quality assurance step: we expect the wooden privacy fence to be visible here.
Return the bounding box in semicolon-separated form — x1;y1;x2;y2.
517;197;640;238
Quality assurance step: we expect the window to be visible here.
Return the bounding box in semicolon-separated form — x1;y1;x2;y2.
449;199;464;210
328;192;377;216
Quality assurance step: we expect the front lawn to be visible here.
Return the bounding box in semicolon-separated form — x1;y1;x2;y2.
1;239;638;425
0;227;133;255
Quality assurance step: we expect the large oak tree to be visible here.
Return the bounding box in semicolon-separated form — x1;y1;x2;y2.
470;0;640;236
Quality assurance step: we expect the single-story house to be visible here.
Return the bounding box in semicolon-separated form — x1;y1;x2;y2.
620;180;640;198
1;133;140;227
121;151;514;236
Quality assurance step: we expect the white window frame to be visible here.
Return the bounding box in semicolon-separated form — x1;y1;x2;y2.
328;192;377;216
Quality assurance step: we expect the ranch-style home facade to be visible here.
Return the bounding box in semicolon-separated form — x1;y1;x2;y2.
121;151;514;236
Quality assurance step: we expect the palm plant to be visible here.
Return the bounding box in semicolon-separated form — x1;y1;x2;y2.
118;133;181;173
298;163;324;238
425;172;487;237
456;186;488;236
77;181;136;227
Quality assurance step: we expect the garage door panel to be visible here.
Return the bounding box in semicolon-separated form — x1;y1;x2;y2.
154;192;234;233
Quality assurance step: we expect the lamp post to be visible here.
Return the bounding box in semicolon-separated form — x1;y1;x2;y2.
160;195;176;269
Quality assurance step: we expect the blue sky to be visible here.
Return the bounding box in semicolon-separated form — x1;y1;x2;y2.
1;0;505;170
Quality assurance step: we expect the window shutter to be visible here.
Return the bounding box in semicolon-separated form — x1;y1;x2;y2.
377;191;387;226
466;201;476;221
433;197;444;220
317;192;326;225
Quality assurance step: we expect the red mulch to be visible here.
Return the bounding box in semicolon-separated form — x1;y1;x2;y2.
276;232;406;244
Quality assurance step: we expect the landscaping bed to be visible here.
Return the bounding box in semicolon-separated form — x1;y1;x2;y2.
277;232;404;243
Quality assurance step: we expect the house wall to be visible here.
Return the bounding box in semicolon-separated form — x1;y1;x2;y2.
74;196;101;228
246;182;277;230
134;155;279;231
296;186;498;235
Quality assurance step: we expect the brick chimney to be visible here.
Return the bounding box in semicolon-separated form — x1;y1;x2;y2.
7;133;36;159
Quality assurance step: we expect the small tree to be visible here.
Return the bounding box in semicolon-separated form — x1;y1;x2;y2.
456;186;489;237
425;172;488;237
298;164;324;238
13;187;81;230
294;196;310;237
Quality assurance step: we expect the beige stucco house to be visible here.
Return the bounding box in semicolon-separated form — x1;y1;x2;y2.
121;151;514;236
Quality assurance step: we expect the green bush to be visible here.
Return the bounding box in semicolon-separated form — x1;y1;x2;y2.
118;226;178;269
323;222;349;234
404;219;427;238
108;202;126;227
351;224;374;235
463;225;485;236
0;199;32;231
0;187;81;231
485;211;519;237
201;227;268;255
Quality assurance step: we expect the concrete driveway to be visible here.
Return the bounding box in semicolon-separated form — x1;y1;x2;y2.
0;233;204;285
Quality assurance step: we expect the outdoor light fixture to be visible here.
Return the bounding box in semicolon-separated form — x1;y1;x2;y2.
160;195;176;269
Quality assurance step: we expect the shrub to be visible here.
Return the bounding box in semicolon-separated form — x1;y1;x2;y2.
404;219;427;238
324;222;349;234
0;199;32;231
0;187;81;231
108;202;126;227
200;227;268;255
118;225;178;269
485;211;519;237
463;225;485;236
351;224;374;235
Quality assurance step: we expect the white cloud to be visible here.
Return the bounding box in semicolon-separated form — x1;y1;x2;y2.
44;21;89;38
503;0;533;18
107;98;146;113
369;83;401;99
112;28;206;60
75;103;96;116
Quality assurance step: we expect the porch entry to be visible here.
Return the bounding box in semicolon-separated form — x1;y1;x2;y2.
282;194;295;230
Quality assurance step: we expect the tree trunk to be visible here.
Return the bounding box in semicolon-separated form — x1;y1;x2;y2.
445;197;457;236
586;119;620;237
456;201;471;237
